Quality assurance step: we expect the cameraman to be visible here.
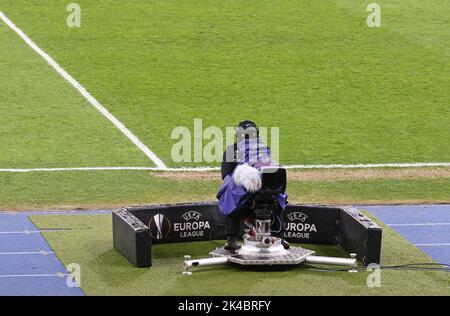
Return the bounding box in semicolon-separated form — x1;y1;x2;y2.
217;120;289;251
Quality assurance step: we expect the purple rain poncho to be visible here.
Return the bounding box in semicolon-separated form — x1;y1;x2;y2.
216;138;288;215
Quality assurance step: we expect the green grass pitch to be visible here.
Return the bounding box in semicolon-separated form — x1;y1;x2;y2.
0;0;449;208
1;0;450;167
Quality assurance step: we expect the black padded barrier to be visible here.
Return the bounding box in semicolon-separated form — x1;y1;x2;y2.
112;209;152;268
339;208;382;265
112;203;382;268
284;205;340;245
127;202;227;244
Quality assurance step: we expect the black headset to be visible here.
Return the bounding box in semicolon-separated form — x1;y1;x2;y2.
236;120;259;140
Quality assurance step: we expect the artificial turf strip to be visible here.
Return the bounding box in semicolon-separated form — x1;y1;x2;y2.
1;0;449;167
1;171;450;210
30;213;450;295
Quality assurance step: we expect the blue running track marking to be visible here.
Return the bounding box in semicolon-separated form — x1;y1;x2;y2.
0;213;84;296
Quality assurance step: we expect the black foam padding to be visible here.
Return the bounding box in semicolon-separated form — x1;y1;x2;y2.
112;209;152;267
128;202;227;244
338;208;382;265
111;203;382;268
283;205;341;245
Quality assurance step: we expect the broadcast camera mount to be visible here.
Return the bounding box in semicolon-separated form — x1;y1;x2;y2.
182;166;358;274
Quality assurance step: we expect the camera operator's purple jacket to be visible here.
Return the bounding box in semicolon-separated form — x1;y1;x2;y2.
216;139;288;215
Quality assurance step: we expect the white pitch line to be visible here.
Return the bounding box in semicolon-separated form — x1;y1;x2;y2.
283;162;450;169
414;243;450;247
0;273;69;278
0;167;160;173
388;223;450;227
0;11;166;169
0;230;41;234
0;166;219;173
0;229;71;234
1;162;450;173
0;251;54;256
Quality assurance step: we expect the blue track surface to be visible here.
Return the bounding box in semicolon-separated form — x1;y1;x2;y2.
0;213;84;296
0;205;448;295
364;204;450;264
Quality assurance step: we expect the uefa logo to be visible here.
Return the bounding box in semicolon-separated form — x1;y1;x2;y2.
287;211;309;223
148;213;172;240
182;210;202;221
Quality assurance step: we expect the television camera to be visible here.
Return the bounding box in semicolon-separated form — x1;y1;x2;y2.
182;166;359;274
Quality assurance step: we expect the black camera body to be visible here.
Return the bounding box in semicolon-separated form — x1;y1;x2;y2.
252;166;287;240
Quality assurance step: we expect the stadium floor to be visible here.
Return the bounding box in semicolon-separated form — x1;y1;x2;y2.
0;205;449;296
